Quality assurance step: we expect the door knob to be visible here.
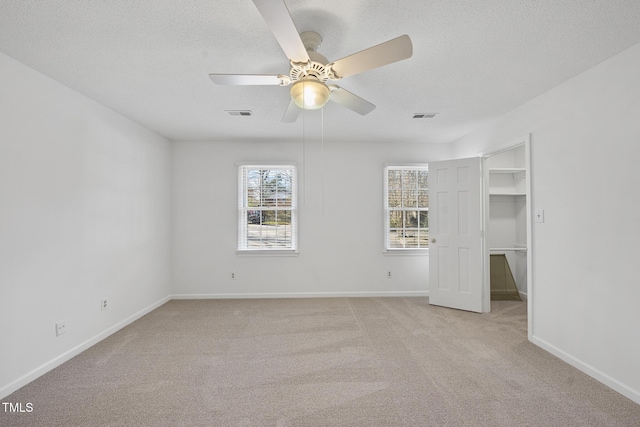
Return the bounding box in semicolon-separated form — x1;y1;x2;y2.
431;238;436;243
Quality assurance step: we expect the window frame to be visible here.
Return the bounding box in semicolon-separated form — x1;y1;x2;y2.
237;164;298;255
383;165;429;253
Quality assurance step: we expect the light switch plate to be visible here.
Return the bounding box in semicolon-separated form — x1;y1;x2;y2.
535;209;545;223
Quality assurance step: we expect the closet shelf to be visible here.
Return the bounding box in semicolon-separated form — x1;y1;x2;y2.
490;247;527;252
489;168;526;174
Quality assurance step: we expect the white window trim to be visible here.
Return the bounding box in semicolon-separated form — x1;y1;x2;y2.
383;165;429;254
238;164;298;254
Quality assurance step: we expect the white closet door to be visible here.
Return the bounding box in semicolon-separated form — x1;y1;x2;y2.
428;157;484;313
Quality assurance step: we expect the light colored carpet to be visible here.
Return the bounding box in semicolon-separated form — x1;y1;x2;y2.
1;297;639;426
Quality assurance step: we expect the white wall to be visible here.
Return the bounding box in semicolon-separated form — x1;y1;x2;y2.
171;134;451;298
0;52;172;398
451;42;640;403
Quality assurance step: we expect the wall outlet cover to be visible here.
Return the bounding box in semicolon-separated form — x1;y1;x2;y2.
55;321;67;336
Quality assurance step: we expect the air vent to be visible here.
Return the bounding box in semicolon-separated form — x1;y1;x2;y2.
413;113;438;119
226;110;253;116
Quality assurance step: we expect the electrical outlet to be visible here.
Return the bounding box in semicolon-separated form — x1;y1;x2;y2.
387;271;392;279
55;321;67;336
231;273;235;280
101;299;108;311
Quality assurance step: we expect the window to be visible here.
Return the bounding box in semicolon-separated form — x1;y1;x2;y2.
384;166;429;250
238;165;297;252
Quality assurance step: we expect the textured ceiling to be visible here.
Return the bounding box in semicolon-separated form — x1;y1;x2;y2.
2;0;640;144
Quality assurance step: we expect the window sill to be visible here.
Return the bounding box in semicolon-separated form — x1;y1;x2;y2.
236;250;299;257
383;249;429;256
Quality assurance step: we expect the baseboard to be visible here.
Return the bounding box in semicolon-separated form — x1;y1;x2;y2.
172;291;429;299
0;295;171;400
531;335;640;405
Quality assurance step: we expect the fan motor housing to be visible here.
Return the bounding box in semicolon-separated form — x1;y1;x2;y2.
290;60;329;83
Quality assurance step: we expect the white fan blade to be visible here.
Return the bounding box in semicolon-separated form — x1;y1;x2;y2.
281;99;301;123
329;86;376;115
329;35;412;79
252;0;310;64
209;74;285;85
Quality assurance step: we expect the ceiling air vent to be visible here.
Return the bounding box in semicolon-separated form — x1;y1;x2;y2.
412;113;438;119
226;110;253;117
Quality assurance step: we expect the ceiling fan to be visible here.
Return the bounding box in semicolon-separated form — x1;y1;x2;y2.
209;0;413;122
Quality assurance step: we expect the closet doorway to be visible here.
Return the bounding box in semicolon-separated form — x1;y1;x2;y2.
482;136;532;330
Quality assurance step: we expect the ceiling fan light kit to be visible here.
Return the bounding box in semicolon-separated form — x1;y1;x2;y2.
209;0;413;121
290;77;330;110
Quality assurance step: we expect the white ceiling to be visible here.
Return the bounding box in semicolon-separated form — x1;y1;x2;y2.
2;0;640;144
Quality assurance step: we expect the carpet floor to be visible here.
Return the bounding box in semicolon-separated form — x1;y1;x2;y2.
1;297;639;426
